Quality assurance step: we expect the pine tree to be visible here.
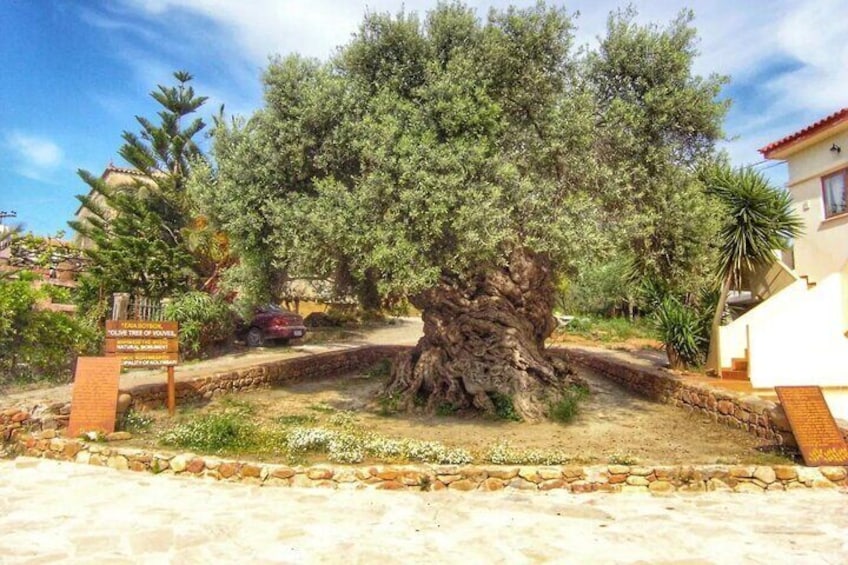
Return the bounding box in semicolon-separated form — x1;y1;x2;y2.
70;71;208;306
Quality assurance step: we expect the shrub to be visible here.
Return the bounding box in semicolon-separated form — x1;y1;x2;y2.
549;384;590;423
159;412;256;453
487;391;521;421
163;291;235;358
0;277;100;385
653;296;706;369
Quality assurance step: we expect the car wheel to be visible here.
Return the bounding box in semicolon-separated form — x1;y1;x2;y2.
246;327;264;347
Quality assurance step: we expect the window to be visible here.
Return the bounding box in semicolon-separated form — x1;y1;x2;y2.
822;169;848;218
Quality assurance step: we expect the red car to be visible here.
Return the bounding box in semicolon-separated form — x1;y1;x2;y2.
239;305;307;347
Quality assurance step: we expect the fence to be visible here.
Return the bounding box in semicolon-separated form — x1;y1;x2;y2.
111;293;167;321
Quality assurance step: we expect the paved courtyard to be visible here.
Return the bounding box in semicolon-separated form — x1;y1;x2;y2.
1;458;846;564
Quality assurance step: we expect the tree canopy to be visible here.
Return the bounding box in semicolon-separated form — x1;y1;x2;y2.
192;3;730;418
71;71;218;307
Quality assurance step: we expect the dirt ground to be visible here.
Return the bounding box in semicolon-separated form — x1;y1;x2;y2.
128;364;793;466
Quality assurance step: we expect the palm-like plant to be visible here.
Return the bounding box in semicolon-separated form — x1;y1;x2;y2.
701;163;803;372
704;164;803;288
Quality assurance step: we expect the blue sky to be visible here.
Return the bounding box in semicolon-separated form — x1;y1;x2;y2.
2;0;846;236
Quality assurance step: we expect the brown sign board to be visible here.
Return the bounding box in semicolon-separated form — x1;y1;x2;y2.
104;320;179;367
775;386;848;466
67;357;122;437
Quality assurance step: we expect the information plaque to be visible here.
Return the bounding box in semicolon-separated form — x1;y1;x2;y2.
775;385;848;466
105;320;179;367
67;357;122;437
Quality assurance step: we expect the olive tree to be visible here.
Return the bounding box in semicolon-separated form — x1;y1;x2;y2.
194;3;727;420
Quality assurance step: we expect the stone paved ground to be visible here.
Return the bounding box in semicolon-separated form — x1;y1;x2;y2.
1;458;846;564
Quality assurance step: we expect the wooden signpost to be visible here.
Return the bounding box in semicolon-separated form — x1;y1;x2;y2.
775;385;848;466
105;320;180;415
67;357;122;437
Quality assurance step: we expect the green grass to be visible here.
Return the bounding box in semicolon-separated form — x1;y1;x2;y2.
549;384;590;423
558;315;658;343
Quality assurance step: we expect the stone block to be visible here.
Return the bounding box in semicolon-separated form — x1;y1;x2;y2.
625;476;649;487
753;466;776;484
734;482;764;493
448;479;477;491
773;466;797;481
819;466;847;482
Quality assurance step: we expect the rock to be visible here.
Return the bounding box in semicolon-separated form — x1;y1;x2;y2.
106;432;132;442
63;442;81;458
271;466;296;480
116;393;133;414
484;467;519;480
819;466;847;482
608;474;627;484
75;451;91;465
729;465;755;478
241;465;262;479
734;482;764;493
539;479;566;491
107;455;129;471
753;466;776;484
307;467;334;480
607;465;630;475
812;479;837;489
569;480;595;493
773;466;797;481
706;478;732;492
170;455;188;473
518;467;542;483
628;466;652;476
40;429;56;440
218;463;237;478
186;459;205;474
625;476;649;487
507;478;538;491
376;481;405;490
11;412;29;423
49;439;63;452
437;474;462;485
538;467;563;481
562;466;584;479
479;478;505;491
448;479;477;491
648;481;674;494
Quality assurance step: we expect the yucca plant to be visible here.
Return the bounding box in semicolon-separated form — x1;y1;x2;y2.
653;296;704;369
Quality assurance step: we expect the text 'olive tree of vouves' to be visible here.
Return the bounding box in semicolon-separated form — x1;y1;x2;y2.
194;4;726;420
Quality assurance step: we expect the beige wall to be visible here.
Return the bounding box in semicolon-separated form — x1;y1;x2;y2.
785;127;848;282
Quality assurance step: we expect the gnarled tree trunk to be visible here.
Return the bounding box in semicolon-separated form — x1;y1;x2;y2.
385;249;576;421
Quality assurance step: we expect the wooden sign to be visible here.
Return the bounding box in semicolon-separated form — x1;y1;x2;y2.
775;386;848;466
67;357;122;437
105;320;179;367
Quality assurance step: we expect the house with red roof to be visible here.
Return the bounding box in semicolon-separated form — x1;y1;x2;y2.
711;108;848;419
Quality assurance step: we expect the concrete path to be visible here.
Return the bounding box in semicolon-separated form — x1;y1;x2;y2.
1;458;847;564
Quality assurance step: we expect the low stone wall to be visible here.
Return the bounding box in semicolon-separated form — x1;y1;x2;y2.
557;347;848;447
0;346;407;444
126;345;409;410
10;432;848;493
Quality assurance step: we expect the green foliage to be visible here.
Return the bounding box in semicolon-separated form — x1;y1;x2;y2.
0;278;100;385
71;71;216;315
163;291;234;357
486;440;574;465
701;163;804;286
549;384;590;423
487;391;521;422
195;3;726;312
607;452;639;465
653;296;707;369
561;315;657;343
159;411;257;453
120;409;154;433
557;256;637;315
376;392;401;416
435;402;458;417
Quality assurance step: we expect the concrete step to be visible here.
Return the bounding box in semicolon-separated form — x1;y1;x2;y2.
731;358;748;371
721;369;749;381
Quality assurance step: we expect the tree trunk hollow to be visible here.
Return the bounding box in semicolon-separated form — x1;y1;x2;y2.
384;249;574;422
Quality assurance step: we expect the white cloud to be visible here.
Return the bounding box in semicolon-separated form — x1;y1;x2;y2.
4;132;64;180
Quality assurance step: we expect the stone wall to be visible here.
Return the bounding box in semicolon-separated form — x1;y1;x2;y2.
126;345;408;410
10;431;848;493
0;346;407;445
557;347;848;446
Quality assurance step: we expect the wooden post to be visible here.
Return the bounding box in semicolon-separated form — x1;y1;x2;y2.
167;365;176;416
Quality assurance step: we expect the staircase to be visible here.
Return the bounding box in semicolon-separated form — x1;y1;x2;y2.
720;356;749;381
